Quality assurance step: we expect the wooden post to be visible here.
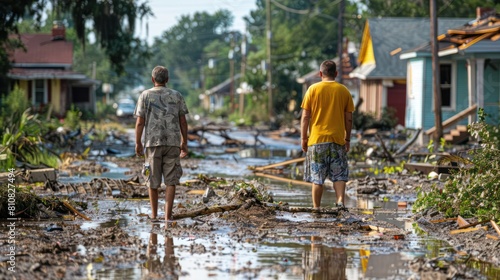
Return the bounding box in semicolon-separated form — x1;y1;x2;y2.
266;0;273;120
337;0;344;83
430;0;443;148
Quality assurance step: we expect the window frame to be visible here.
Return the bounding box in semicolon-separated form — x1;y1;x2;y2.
31;79;48;106
439;61;456;111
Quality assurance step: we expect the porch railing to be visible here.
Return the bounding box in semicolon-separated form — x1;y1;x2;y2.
424;104;478;135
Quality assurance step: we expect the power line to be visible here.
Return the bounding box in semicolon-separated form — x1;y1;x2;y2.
270;0;309;14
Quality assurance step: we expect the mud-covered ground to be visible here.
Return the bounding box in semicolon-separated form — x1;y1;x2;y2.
1;153;499;279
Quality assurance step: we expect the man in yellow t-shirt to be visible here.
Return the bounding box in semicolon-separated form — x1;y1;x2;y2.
300;60;355;210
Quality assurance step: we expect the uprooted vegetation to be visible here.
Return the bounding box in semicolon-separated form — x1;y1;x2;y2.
0;185;88;219
414;109;500;221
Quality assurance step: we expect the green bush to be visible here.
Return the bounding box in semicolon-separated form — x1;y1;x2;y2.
0;88;59;169
413;108;500;221
64;105;82;130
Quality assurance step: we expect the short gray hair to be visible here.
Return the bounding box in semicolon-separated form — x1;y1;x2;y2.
152;66;169;84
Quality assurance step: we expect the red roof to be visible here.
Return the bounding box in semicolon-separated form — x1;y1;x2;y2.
11;34;73;65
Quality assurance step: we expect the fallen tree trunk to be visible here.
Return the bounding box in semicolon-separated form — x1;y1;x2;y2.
264;203;339;215
173;204;243;219
172;201;341;220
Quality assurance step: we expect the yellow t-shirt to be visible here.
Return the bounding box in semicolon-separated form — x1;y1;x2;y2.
300;81;355;146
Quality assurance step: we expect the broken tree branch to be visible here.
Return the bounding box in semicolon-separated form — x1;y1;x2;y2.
62;201;91;221
491;220;500;237
374;133;395;163
173;204;243;220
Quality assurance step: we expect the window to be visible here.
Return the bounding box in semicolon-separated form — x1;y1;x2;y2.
439;63;454;109
32;79;47;105
72;87;90;103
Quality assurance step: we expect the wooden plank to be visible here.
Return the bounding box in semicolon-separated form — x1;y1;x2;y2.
486;234;499;240
26;168;57;182
430;218;457;223
425;104;477;135
62;201;91;221
450;226;487;235
404;163;459;174
457;215;470;227
254;172;312;187
458;220;490;229
253;157;305;171
491;220;500;237
186;190;206;195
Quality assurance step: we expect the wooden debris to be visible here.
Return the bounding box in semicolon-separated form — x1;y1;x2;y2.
397;201;407;208
25;168;57;183
491;220;500;237
450;226;488;235
457;215;470;227
486;234;499;240
252;157;305;172
264;204;339;215
254;172;312;187
458;220;490;229
173;204;243;219
430;217;457;223
362;225;391;232
374;133;395;163
62;201;91;221
186;190;206;195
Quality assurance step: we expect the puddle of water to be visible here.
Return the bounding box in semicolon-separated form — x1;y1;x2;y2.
58;161;132;184
55;135;498;279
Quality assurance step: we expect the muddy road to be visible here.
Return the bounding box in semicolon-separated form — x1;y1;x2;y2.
1;130;499;279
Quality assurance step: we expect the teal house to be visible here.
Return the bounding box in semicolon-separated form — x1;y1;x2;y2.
400;8;500;145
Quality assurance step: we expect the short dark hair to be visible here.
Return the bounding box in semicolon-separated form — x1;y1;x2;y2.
152;66;169;84
320;60;337;78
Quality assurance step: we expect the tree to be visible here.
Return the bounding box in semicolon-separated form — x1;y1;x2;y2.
244;0;363;120
147;10;235;108
0;0;152;94
360;0;500;18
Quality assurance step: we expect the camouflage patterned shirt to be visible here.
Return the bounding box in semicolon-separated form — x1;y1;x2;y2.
134;86;189;148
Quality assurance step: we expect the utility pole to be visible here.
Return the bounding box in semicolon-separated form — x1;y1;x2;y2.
430;0;443;147
337;0;344;84
229;33;235;113
266;0;273;120
239;29;247;116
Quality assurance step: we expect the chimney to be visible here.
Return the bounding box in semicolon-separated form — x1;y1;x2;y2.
476;7;495;19
52;21;66;40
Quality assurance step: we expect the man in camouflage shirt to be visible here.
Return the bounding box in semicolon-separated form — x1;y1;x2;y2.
134;66;189;228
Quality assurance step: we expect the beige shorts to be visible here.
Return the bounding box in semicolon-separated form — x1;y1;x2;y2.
145;146;183;189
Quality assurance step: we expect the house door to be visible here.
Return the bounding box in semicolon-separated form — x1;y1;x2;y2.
387;82;406;126
483;59;500;125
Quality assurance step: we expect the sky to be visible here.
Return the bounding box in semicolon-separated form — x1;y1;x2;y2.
135;0;258;45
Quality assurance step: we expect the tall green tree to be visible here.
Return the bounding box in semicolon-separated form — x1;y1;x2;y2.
360;0;500;17
147;10;235;107
0;0;152;94
244;0;363;120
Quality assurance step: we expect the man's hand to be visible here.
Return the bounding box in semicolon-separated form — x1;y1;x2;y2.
135;142;144;157
301;138;308;153
180;142;188;158
345;142;350;153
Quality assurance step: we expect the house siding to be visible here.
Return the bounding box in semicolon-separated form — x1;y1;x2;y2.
443;60;470;127
406;59;424;129
359;80;383;118
484;59;500;125
422;58;434;130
